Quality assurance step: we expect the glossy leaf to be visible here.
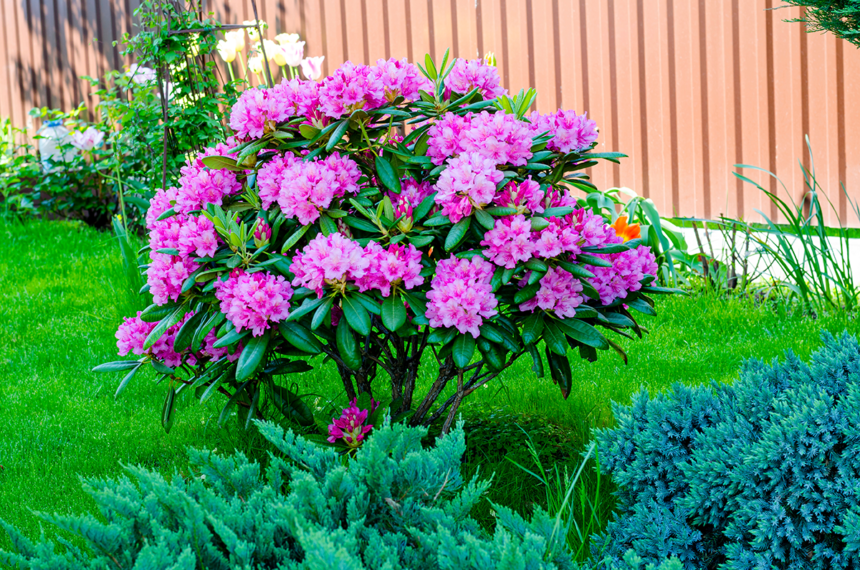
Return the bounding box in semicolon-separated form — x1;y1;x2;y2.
236;334;269;382
452;334;476;368
279;321;323;353
342;296;371;336
337;318;361;370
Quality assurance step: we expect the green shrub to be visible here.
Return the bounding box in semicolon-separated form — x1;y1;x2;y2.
0;419;576;569
591;331;860;569
782;1;860;48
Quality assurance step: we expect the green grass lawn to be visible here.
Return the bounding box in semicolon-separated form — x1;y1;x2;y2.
1;218;858;553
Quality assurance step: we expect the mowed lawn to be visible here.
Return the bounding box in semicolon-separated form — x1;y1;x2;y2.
1;218;857;550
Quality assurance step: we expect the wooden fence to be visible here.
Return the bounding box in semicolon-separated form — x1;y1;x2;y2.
2;0;858;226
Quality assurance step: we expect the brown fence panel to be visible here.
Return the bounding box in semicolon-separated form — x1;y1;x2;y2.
4;0;859;225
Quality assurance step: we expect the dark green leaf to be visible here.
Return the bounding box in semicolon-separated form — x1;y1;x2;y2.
546;348;573;399
474;208;495;230
375;155;401;193
92;360;141;373
514;282;540;305
337;318;361;370
556;260;596;280
288;295;328;322
452;334;476;368
381;294;407;331
576;253;613;268
444;216;471;251
543;320;568;355
279;321;323;353
342;296;371;336
626;297;657;316
213;328;249;348
528;343;544;377
477;338;505;371
162;387;176;434
114;363;143;400
311;296;334;330
140;303;176;323
427;327;457;345
521;313;545;345
218;379;253;427
325;120;349;151
236;334;269;382
555;318;609;349
413;193;437;222
281;224;311;253
174;312;205;352
143;306;187;350
270;385;315;426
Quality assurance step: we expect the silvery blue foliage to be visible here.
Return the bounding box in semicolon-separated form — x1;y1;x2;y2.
0;419;574;569
592;331;860;570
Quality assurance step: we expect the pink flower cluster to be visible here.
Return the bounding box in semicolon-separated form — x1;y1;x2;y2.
520;267;584;318
214;269;294;337
291;233;424;298
588;246;658;305
359;242;425;297
175;142;244;214
530;109;599;154
290;233;369;296
319;61;386;118
434;152;504;222
116;312;240;367
148;254;198;306
373;57;432;102
481;215;535;269
494;179;545;215
427;111;534;166
260;152;361;224
426;256;498;338
229;87;292;139
149;213;219;259
444;58;507;100
274;78;324;123
532;208;614;260
327;398;377;447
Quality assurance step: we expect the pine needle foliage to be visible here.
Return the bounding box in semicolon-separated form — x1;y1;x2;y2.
782;1;860;47
590;331;860;569
1;419;582;569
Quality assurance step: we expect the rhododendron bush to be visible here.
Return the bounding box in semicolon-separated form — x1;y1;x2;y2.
96;52;672;439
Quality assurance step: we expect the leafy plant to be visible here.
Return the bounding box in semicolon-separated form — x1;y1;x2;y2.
96;52;676;444
733;137;860;313
591;330;860;569
0;419;577;569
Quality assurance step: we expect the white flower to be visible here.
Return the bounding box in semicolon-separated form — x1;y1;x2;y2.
217;40;237;63
300;56;325;81
248;55;264;74
274;33;300;46
225;30;245;51
244;20;267;41
272;46;287;67
70;127;104;151
261;39;280;61
283;41;305;68
126;64;156;84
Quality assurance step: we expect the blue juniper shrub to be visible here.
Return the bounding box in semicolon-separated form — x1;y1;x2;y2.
0;419;578;569
591;331;860;570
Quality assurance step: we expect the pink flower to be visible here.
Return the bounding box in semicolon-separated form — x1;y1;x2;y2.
427;113;471;166
229;87;292;139
460;111;533;166
318;61;385;119
290;232;370;297
426;111;533;167
371;58;432;102
272;78;324;123
587;246;658;305
116;312;194;367
71;127;104;151
530;109;599;154
494;178;545;215
356;242;425;297
481;215;535;269
148;253;199;306
146;187;179;229
175;142;243;214
434;152;503;223
327;398;378;447
533;218;582;259
214;269;294;337
445;58;506;100
275;152;361;225
257;152;298;209
426;256;499;338
200;328;242;362
282;41;305;67
519;267;584;318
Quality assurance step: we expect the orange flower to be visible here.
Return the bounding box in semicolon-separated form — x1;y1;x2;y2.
611;216;641;243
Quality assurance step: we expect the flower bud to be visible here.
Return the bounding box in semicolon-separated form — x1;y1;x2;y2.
253;220;271;247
